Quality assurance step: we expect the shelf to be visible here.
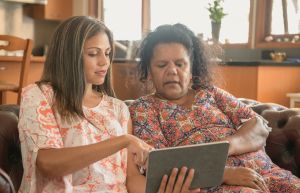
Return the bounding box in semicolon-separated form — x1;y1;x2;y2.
256;42;300;48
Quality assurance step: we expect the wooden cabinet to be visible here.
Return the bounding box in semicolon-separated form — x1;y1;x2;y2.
215;65;300;107
0;56;44;104
214;66;258;100
27;0;73;20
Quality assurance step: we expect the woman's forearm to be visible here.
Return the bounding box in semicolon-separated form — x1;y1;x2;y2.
37;134;130;178
126;149;146;193
222;116;269;156
127;174;146;193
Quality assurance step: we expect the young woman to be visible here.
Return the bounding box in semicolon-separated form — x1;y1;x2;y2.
129;23;300;192
18;16;155;193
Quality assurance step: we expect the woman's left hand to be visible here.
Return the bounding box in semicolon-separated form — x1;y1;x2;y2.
225;116;270;156
223;166;269;192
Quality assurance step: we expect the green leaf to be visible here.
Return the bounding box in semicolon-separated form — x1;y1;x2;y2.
207;0;227;23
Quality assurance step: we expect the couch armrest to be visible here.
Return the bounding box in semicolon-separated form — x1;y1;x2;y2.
240;98;300;177
0;105;22;191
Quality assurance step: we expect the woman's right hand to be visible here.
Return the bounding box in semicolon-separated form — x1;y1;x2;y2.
223;167;269;192
157;167;201;193
125;134;153;168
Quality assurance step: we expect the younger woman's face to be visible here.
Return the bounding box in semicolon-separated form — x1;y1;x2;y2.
83;32;111;85
149;43;192;100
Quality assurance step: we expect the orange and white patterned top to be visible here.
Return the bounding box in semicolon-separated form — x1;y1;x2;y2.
18;84;129;193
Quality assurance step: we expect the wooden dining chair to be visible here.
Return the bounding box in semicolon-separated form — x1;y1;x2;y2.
0;35;33;105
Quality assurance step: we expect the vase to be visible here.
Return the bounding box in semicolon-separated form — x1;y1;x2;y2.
211;21;221;43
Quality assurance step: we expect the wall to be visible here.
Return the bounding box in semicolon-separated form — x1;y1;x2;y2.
0;1;34;39
0;0;89;53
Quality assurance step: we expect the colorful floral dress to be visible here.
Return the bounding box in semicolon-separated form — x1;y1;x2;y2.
18;84;129;193
129;86;300;193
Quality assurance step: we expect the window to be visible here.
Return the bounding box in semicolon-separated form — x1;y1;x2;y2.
103;0;142;40
271;0;300;35
150;0;250;44
255;0;300;48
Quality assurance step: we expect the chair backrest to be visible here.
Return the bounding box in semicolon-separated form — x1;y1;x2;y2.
0;35;33;104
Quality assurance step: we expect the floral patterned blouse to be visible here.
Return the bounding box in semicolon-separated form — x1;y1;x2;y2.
129;86;300;193
18;84;129;193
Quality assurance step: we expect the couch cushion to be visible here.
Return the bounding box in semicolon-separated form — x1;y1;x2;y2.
0;168;15;193
0;106;22;191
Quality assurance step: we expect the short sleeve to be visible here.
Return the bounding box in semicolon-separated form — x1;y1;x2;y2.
18;84;63;152
211;86;257;128
129;97;168;148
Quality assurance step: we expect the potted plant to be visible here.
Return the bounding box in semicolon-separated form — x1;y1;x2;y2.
207;0;227;42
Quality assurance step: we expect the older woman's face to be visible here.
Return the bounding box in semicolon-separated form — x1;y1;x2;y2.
149;43;192;100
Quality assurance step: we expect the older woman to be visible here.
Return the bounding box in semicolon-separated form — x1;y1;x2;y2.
129;23;300;192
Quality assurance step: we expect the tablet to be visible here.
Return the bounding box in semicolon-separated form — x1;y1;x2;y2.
145;141;229;193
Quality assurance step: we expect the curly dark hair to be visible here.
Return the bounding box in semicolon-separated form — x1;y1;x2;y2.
137;23;213;89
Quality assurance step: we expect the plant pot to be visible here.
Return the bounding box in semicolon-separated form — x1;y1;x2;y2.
211;21;221;43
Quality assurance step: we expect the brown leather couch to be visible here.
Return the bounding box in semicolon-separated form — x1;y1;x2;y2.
0;100;300;192
240;98;300;176
0;105;21;193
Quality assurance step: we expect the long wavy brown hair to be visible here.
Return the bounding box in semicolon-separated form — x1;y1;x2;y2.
37;16;115;119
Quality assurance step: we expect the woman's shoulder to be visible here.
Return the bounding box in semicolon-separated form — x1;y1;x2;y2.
129;94;155;108
130;94;154;106
22;83;38;94
21;83;54;105
104;95;129;109
195;85;226;95
22;83;52;97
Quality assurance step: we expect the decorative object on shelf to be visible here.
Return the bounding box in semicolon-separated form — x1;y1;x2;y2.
264;35;274;42
275;37;282;42
292;35;300;43
207;0;227;43
283;37;290;42
270;52;287;62
264;34;300;44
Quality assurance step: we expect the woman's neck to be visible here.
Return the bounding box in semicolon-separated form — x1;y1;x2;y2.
83;85;103;108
